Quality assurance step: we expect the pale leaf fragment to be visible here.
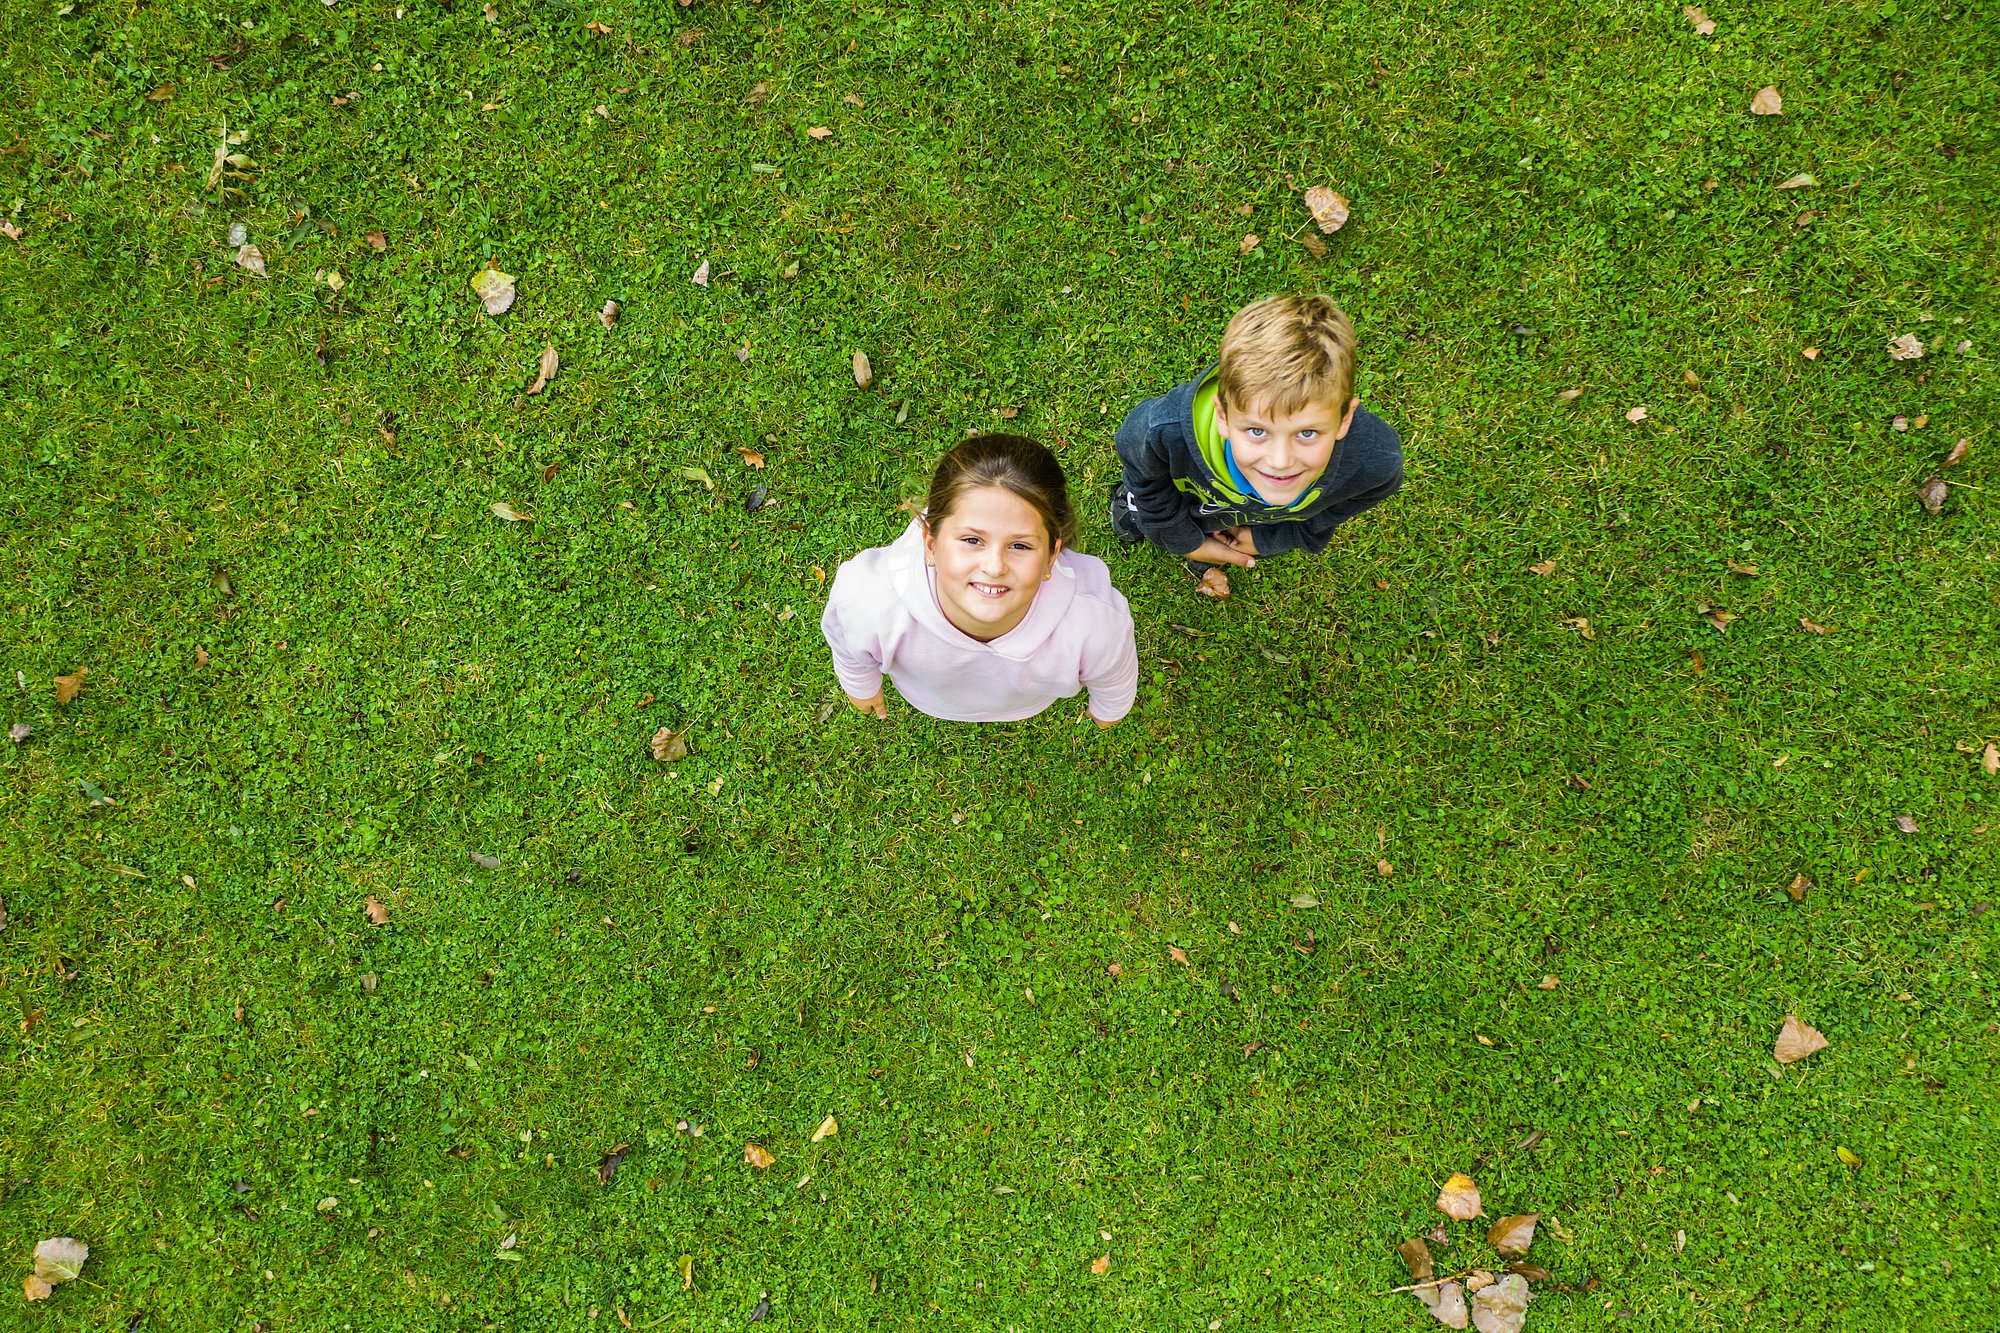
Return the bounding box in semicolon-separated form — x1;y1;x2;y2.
24;1275;53;1301
365;895;389;925
650;725;690;762
470;266;517;316
1887;333;1923;361
1416;1281;1468;1329
852;350;874;388
1775;172;1816;190
1470;1273;1530;1333
1436;1172;1482;1219
1302;185;1350;233
1537;976;1559;990
1090;1254;1111;1276
1894;814;1919;834
1750;86;1783;116
490;501;530;522
806;126;833;141
599;299;620;328
1487;1213;1538;1259
1916;477;1947;515
1238;233;1260;255
1564;617;1594;640
1773;1014;1828;1064
55;668;87;704
0;220;20;242
1982;743;1997;776
1528;558;1557;576
1625;406;1648;423
526;343;559;396
32;1238;89;1286
1167;944;1190;966
743;1143;775;1169
1942;438;1967;467
1786;874;1809;902
737;447;766;469
1682;5;1716;34
812;1114;838;1143
691;258;710;287
1299;233;1329;258
235;243;267;276
1556;386;1584;403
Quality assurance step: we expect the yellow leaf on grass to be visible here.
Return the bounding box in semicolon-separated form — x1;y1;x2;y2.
1786;874;1810;902
738;447;766;469
491;501;530;522
812;1115;838;1143
1436;1172;1482;1220
1090;1254;1111;1276
1564;618;1594;640
1773;1014;1828;1064
743;1143;775;1169
1837;1145;1861;1168
470;266;517;315
55;668;87;705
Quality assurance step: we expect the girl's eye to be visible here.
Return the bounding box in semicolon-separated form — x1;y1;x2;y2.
961;536;981;546
1011;542;1033;551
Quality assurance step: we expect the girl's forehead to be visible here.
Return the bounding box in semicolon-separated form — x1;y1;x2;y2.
941;485;1043;530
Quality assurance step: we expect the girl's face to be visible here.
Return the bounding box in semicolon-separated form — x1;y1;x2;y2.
922;485;1060;642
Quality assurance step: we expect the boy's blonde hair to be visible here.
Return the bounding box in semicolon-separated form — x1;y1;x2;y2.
1215;295;1357;418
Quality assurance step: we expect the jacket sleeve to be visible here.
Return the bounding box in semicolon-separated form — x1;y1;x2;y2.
1113;398;1208;557
819;573;885;701
1079;595;1140;723
1252;411;1404;556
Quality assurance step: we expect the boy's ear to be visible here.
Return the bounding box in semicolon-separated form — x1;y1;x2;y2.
1335;395;1361;439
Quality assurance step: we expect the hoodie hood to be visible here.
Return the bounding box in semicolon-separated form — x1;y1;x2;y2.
886;520;1079;660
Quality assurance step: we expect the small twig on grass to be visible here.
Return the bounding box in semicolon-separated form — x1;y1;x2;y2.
1380;1267;1483;1297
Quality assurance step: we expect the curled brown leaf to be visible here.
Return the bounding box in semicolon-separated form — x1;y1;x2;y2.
1486;1213;1538;1259
1399;1237;1435;1282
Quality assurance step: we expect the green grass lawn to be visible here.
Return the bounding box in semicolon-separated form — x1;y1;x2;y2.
3;0;1997;1328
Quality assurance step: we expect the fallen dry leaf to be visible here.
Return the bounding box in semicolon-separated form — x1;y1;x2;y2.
470;266;516;315
1774;1014;1828;1064
1167;945;1190;966
1556;386;1584;403
1299;233;1329;259
1090;1254;1111;1276
811;1115;838;1143
1564;617;1594;640
843;92;865;107
1943;438;1968;467
1238;233;1260;255
737;447;766;468
806;126;833;140
1465;1273;1495;1294
1798;617;1833;635
525;343;559;396
1399;1237;1435;1282
32;1238;89;1290
1699;604;1735;633
1775;172;1816;190
597;1143;629;1184
1916;477;1947;515
585;19;611;33
1750;85;1783;116
0;220;21;242
745;80;769;105
1787;874;1810;902
1470;1272;1529;1333
743;1143;775;1170
1887;333;1923;361
363;230;387;252
490;501;530;522
1537;975;1559;990
1894;814;1919;834
1802;347;1819;360
678;1254;694;1290
1106;963;1123;976
1891;415;1909;432
650;725;690;762
55;668;87;704
1376;859;1394;877
1196;567;1231;599
1302;185;1350;233
1682;4;1716;34
1683;368;1703;391
1983;743;1998;776
1487;1214;1538;1259
364;895;388;925
691;258;710;287
1528;558;1558;576
1417;1280;1468;1329
852;350;874;389
235;243;266;276
1436;1172;1482;1220
1727;561;1759;576
599;299;621;328
24;1275;52;1301
8;723;29;743
1625;406;1647;423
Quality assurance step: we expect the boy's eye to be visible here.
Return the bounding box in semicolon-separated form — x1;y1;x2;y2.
1245;427;1267;439
1298;430;1318;441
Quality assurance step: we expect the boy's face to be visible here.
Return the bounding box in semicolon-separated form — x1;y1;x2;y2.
1214;393;1360;506
922;484;1060;642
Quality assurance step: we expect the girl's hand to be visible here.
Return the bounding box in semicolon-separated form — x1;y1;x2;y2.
848;690;888;719
1087;709;1119;729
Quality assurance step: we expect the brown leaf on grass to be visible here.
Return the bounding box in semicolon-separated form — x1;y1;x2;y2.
743;1143;775;1170
737;447;766;469
1773;1014;1828;1064
1690;650;1705;675
364;895;389;925
1750;85;1783;116
1506;1262;1552;1282
745;80;770;105
1303;185;1351;233
1563;617;1594;640
649;725;690;762
470;266;516;315
597;1143;630;1184
842;92;865;107
1416;1281;1468;1329
1983;743;1998;776
235;244;267;276
1528;558;1558;576
1238;233;1260;255
1106;962;1123;976
1798;617;1833;635
1916;477;1947;515
491;501;530;522
1698;604;1735;633
363;230;387;252
852;350;874;388
1399;1237;1435;1282
1775;172;1816;190
1470;1273;1530;1333
1090;1254;1111;1276
1537;975;1559;990
598;299;621;328
1436;1172;1483;1219
1727;561;1759;576
1894;814;1919;834
1376;859;1394;877
55;668;86;705
806;126;834;141
1299;233;1329;259
0;220;21;242
690;258;710;287
1682;5;1716;34
1195;567;1231;599
811;1115;838;1143
525;343;559;396
1943;438;1968;467
585;20;611;33
998;405;1021;420
24;1274;53;1301
1167;945;1190;966
33;1237;90;1288
1556;386;1584;403
1887;333;1923;361
1624;406;1648;423
1682;368;1703;391
542;462;562;484
1464;1272;1495;1294
1802;347;1820;360
1786;874;1810;902
1486;1214;1538;1258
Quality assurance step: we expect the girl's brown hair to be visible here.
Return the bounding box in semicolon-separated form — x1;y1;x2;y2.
923;434;1078;549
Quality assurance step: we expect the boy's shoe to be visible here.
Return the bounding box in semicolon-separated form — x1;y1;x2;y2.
1108;483;1145;544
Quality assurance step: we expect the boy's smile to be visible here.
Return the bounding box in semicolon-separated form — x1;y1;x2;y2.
1213;394;1361;506
922;485;1060;642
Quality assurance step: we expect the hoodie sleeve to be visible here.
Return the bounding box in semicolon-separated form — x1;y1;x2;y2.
1113;394;1209;557
1078;592;1139;723
820;565;885;701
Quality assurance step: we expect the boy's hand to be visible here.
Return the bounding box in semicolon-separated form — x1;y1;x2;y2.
848;690;888;719
1213;526;1258;556
1184;535;1256;569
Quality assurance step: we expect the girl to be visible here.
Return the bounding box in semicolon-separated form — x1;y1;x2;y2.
821;434;1138;725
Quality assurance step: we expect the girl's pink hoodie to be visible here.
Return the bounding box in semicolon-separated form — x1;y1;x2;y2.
821;521;1138;723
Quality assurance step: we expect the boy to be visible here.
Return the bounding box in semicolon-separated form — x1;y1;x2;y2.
1110;294;1402;598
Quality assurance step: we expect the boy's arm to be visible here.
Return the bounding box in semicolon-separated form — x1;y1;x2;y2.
1113;404;1208;557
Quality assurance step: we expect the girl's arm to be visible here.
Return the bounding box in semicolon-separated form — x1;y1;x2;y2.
820;586;888;719
1078;600;1140;726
